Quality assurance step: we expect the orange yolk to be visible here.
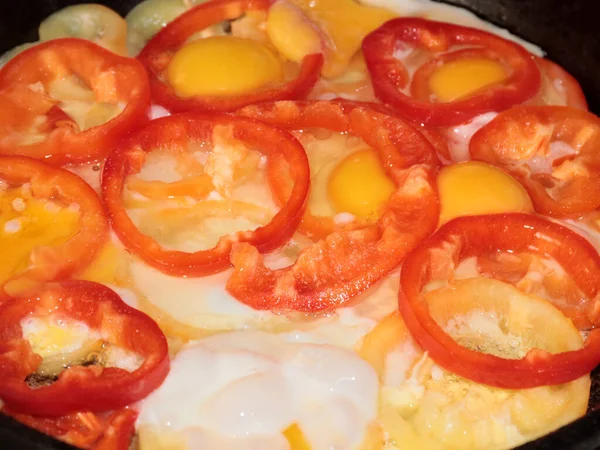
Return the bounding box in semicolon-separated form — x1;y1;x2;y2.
267;0;395;77
284;424;311;450
0;188;79;283
428;58;508;103
76;241;124;284
328;149;395;220
167;36;283;97
437;161;533;225
267;0;322;63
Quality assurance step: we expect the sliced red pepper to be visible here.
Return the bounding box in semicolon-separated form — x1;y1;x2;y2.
470;105;600;217
0;156;108;288
362;18;541;126
229;100;439;311
3;408;137;450
398;212;600;388
532;57;588;110
0;38;150;166
336;99;453;165
137;0;323;113
476;250;593;330
0;280;169;416
102;112;310;276
91;408;138;450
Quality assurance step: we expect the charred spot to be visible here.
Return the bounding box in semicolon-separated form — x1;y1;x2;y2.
222;20;233;34
25;372;57;389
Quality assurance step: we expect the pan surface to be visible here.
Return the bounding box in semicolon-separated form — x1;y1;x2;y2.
0;0;598;449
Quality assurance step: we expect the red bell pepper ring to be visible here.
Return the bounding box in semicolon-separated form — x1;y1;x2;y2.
532;57;588;110
362;18;541;126
0;38;150;166
398;213;600;389
102;112;310;276
137;0;323;113
3;408;137;450
470;105;600;217
92;408;138;450
0;155;108;286
229;100;439;312
0;281;169;416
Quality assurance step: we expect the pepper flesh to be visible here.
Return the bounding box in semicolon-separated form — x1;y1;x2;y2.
398;213;600;388
0;38;150;165
137;0;323;113
0;281;170;416
362;18;541;126
229;100;440;311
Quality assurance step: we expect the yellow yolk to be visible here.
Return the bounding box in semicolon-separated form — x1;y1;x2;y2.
428;58;507;103
267;0;322;63
21;316;95;359
268;0;395;77
327;149;395;220
284;424;312;450
0;188;80;283
437;161;533;225
166;36;283;97
76;241;124;284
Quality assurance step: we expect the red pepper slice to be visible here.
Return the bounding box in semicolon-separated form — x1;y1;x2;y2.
398;212;600;388
229;100;439;311
102;112;310;276
137;0;323;113
91;408;138;450
0;156;108;288
532;57;588;110
0;38;150;166
3;408;137;450
362;18;541;126
470;105;600;217
0;280;169;416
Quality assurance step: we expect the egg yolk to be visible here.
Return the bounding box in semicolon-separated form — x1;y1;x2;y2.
284;424;311;450
267;0;395;77
21;316;93;359
76;241;123;284
428;58;507;103
267;0;322;63
0;188;80;283
166;36;283;97
437;161;533;225
328;149;395;220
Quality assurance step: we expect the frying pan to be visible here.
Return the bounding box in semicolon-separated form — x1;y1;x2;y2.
0;0;599;449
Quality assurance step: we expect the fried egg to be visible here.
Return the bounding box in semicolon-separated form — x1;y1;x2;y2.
436;161;534;225
20;309;144;378
136;331;380;449
0;185;80;284
167;36;283;97
363;279;590;450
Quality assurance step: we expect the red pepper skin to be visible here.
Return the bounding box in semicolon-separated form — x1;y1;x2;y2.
137;0;323;113
102;111;310;276
362;18;541;126
0;155;109;286
0;281;169;416
470;106;600;217
532;57;588;110
0;38;150;166
398;213;600;389
228;100;440;312
92;409;138;450
3;408;137;450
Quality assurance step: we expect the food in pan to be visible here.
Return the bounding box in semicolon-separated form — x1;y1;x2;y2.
0;0;598;449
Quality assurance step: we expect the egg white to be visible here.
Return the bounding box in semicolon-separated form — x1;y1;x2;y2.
136;330;380;450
